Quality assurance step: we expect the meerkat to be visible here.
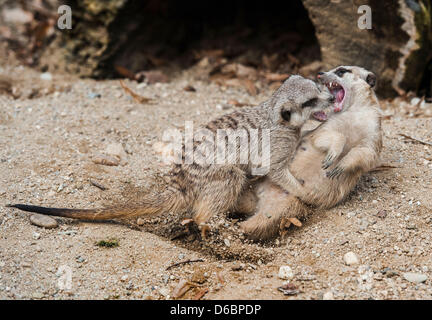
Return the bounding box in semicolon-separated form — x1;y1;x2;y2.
239;66;382;240
7;76;334;235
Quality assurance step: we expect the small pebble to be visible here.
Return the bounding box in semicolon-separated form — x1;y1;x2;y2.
40;72;52;81
323;291;334;300
92;154;120;166
403;272;428;283
278;266;294;280
30;214;58;229
88;92;101;99
105;143;127;161
32;232;41;240
136;218;145;226
343;252;360;265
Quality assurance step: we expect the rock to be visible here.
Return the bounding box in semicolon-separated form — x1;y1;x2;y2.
347;211;356;218
32;232;41;240
120;275;128;282
92;154;120;166
40;72;52;81
403;272;428;283
2;7;33;24
31;291;45;299
30;214;58;229
105;143;127;161
223;239;231;247
278;266;294;280
343;252;360;266
323;291;334;300
87;92;101;99
410;97;421;106
136;218;145;226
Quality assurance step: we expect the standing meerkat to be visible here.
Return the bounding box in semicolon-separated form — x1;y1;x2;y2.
239;66;382;240
7;76;334;234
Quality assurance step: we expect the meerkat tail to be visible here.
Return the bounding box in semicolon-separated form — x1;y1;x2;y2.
6;190;187;220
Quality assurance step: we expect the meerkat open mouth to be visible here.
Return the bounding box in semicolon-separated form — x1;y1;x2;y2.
326;81;345;112
312;111;328;122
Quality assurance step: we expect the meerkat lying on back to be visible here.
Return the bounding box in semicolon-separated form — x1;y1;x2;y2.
8;76;334;236
239;66;382;240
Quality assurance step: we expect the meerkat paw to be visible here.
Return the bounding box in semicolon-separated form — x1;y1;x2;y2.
326;166;344;179
198;223;211;240
279;217;303;237
239;213;280;241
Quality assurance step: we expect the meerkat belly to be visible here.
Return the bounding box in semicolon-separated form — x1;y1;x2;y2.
289;141;357;208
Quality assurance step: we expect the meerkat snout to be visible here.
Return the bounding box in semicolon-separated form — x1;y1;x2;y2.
317;66;377;113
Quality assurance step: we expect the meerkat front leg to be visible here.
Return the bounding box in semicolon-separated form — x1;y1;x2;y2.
326;144;378;179
269;166;306;199
313;131;346;169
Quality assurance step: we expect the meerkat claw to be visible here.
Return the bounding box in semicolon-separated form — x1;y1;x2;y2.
287;217;302;227
326;166;343;179
199;224;211;240
180;218;194;233
322;154;335;169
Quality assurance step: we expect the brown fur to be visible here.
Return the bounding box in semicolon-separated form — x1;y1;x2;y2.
239;66;383;240
8;76;334;230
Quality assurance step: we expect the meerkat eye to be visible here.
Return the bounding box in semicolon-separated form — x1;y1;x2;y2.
281;109;291;122
302;98;317;108
335;68;351;77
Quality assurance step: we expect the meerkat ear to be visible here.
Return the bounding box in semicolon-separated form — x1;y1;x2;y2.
366;73;377;88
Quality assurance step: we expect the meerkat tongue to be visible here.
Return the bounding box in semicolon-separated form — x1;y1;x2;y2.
312;111;328;122
333;88;345;112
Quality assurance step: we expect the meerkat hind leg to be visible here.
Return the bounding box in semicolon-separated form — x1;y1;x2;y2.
240;181;307;240
234;188;259;216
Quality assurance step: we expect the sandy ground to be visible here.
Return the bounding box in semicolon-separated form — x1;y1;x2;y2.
1;55;432;300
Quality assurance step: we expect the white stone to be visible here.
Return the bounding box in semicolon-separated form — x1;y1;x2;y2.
278;266;294;280
403;272;428;283
323;291;334;300
105;143;127;161
410;97;421;106
344;252;360;265
30;214;58;229
224;239;231;247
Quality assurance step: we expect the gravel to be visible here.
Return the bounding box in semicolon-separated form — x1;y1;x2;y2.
1;53;432;300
